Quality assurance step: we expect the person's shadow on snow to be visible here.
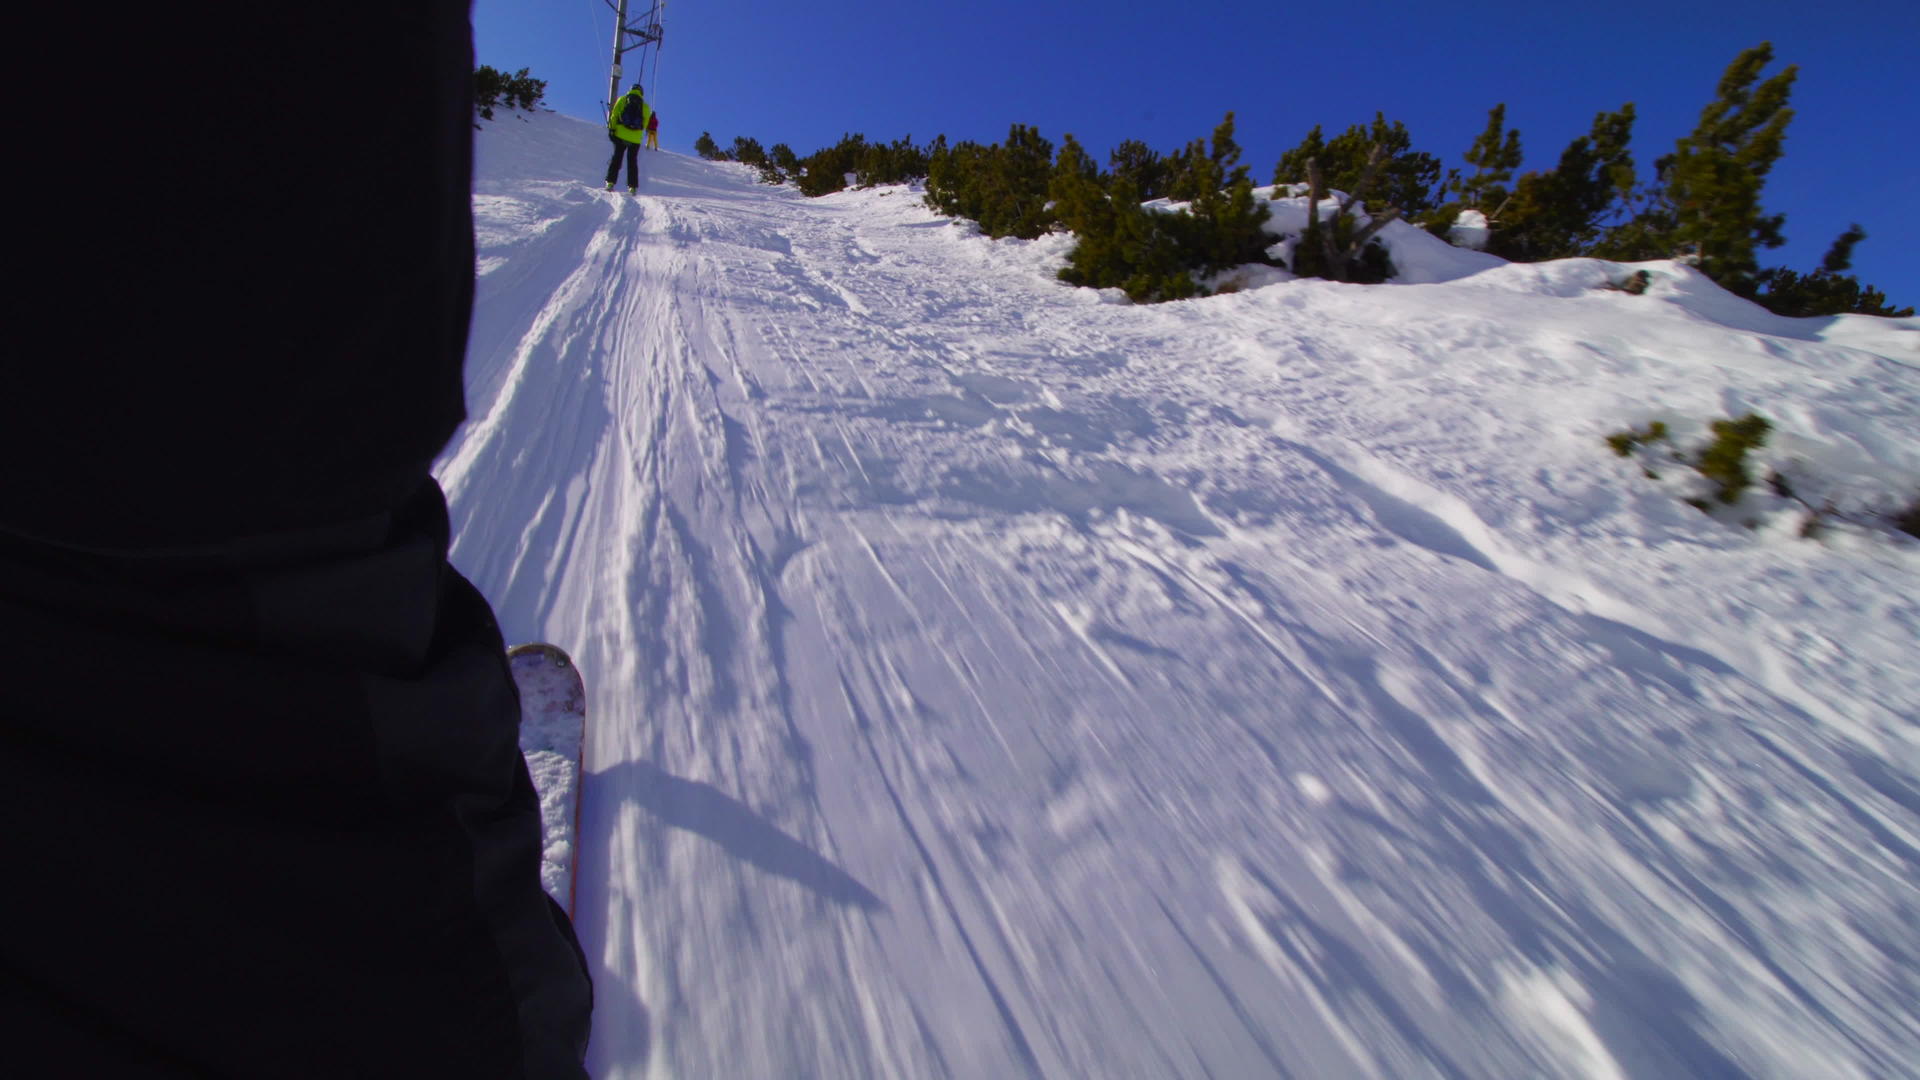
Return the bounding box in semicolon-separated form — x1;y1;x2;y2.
600;760;886;912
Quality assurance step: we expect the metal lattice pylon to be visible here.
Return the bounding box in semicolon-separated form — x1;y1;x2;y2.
604;0;666;113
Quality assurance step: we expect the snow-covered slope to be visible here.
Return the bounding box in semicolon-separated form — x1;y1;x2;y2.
444;109;1920;1080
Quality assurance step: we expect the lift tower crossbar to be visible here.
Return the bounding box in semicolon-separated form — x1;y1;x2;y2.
605;1;666;112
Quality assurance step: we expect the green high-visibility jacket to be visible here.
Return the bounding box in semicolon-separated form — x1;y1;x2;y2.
608;90;651;144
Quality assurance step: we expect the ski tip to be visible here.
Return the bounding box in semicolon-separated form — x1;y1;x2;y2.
507;642;575;669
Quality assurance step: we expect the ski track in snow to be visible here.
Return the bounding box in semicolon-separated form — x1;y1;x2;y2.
441;113;1920;1080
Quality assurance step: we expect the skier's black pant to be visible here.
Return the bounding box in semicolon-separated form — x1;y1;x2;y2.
607;135;640;188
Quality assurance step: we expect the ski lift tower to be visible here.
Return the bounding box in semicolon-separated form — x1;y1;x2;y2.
605;1;665;111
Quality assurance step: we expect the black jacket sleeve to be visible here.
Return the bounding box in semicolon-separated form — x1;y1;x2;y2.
0;5;592;1076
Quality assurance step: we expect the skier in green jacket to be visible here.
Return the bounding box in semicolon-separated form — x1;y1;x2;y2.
606;84;651;192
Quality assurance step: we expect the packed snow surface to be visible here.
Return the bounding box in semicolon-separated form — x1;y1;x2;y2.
444;110;1920;1079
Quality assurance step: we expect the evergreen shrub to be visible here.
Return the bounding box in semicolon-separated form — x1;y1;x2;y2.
1605;420;1668;457
1050;115;1276;303
1594;43;1794;295
1754;226;1913;317
473;66;546;120
1697;413;1772;504
855;136;930;188
1282;143;1401;284
731;137;769;170
1108;140;1171;200
925;124;1057;239
794;134;867;195
1489;106;1637;262
1274;115;1443;220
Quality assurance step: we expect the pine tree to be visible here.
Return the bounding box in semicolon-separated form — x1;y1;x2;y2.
1753;225;1916;317
1056;175;1200;302
1603;43;1797;293
1274;114;1442;217
1451;104;1523;212
1488;104;1636;262
924;124;1055;239
1292;146;1398;283
1672;42;1796;292
795;134;867;196
731;137;769;169
694;131;723;160
1054;119;1270;302
1165;113;1272;275
1108;139;1169;200
1271;125;1326;195
473;66;546;121
854;136;930;188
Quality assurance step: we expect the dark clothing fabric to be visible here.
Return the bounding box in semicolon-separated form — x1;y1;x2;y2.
0;487;593;1077
2;3;593;1076
14;13;478;554
607;136;641;189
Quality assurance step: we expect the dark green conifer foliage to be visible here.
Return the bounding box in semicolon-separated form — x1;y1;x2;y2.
1272;125;1325;191
1285;143;1400;284
1450;104;1523;211
854;136;931;188
731;137;768;169
473;66;546;120
1588;185;1676;264
1160;113;1273;275
1820;224;1865;274
1056;175;1201;303
1671;43;1797;293
1602;43;1796;294
1753;225;1915;317
1049;133;1104;228
694;131;724;160
1275;114;1442;218
795;134;867;196
1109;140;1170;200
1163;113;1245;204
1697;414;1772;504
770;143;800;178
1488;105;1637;262
924;124;1056;239
764;134;934;195
1052;118;1273;303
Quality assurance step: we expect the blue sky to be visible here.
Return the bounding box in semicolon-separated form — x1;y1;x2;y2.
476;0;1917;308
